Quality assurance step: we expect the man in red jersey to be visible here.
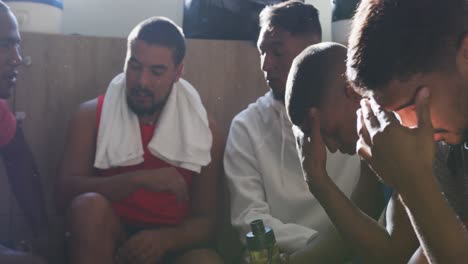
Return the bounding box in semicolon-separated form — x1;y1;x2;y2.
58;17;223;264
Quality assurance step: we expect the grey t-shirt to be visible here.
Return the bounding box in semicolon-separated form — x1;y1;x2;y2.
433;141;468;221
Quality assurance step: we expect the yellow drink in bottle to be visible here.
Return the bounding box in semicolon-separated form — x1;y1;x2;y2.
246;220;281;264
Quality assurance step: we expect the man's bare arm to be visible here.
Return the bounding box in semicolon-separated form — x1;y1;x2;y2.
290;225;352;264
156;117;222;250
289;162;386;264
399;173;468;263
357;92;468;263
307;171;419;263
56;99;187;211
295;109;419;263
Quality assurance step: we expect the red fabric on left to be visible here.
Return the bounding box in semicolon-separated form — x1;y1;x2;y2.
0;99;16;147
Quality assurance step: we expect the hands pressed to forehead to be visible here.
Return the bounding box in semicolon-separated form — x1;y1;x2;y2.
355;87;434;190
292;108;328;186
294;86;434;190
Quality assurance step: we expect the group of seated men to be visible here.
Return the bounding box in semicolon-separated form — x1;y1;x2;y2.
1;0;468;263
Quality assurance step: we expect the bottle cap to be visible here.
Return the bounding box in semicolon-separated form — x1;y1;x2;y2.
246;219;277;250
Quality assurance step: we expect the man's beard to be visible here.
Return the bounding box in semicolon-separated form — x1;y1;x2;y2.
126;85;171;117
271;87;285;103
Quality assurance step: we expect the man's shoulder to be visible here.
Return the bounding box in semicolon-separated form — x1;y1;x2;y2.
79;97;99;111
231;92;273;126
71;97;99;128
76;97;98;116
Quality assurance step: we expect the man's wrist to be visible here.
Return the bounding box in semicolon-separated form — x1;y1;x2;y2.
396;170;440;213
305;169;332;194
152;228;179;252
304;166;328;184
393;166;434;197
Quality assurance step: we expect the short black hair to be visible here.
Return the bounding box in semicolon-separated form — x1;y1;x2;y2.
0;1;10;13
347;0;468;93
286;42;347;126
259;0;322;39
128;17;186;66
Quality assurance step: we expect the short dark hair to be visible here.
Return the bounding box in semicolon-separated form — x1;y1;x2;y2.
286;42;346;126
0;1;11;13
259;0;322;39
347;0;468;93
128;17;186;66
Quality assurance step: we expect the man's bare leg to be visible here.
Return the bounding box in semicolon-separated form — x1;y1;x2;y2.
66;192;124;264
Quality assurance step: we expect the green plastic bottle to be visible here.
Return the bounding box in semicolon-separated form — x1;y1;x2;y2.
246;219;281;264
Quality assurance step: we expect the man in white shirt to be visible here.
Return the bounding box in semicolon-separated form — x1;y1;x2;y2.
224;1;383;263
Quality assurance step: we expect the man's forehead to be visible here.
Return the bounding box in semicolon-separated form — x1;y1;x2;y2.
367;82;418;111
0;12;19;39
257;27;288;49
129;40;173;55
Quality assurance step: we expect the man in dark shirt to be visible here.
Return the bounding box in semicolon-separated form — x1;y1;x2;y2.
347;0;468;262
0;1;48;263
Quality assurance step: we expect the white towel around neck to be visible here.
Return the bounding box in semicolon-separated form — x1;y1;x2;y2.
94;73;212;173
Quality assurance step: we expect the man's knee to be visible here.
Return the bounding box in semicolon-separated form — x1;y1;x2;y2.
66;192;119;230
174;248;223;264
68;192;112;216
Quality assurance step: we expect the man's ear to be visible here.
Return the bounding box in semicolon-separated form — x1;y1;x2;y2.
299;109;313;134
344;83;361;103
174;63;184;82
462;33;468;60
456;33;468;76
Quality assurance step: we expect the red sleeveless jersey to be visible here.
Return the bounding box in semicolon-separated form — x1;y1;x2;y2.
96;95;193;227
0;99;16;147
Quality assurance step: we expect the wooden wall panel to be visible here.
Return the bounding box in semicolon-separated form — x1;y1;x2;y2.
14;34;127;217
184;39;268;139
1;32;268;244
